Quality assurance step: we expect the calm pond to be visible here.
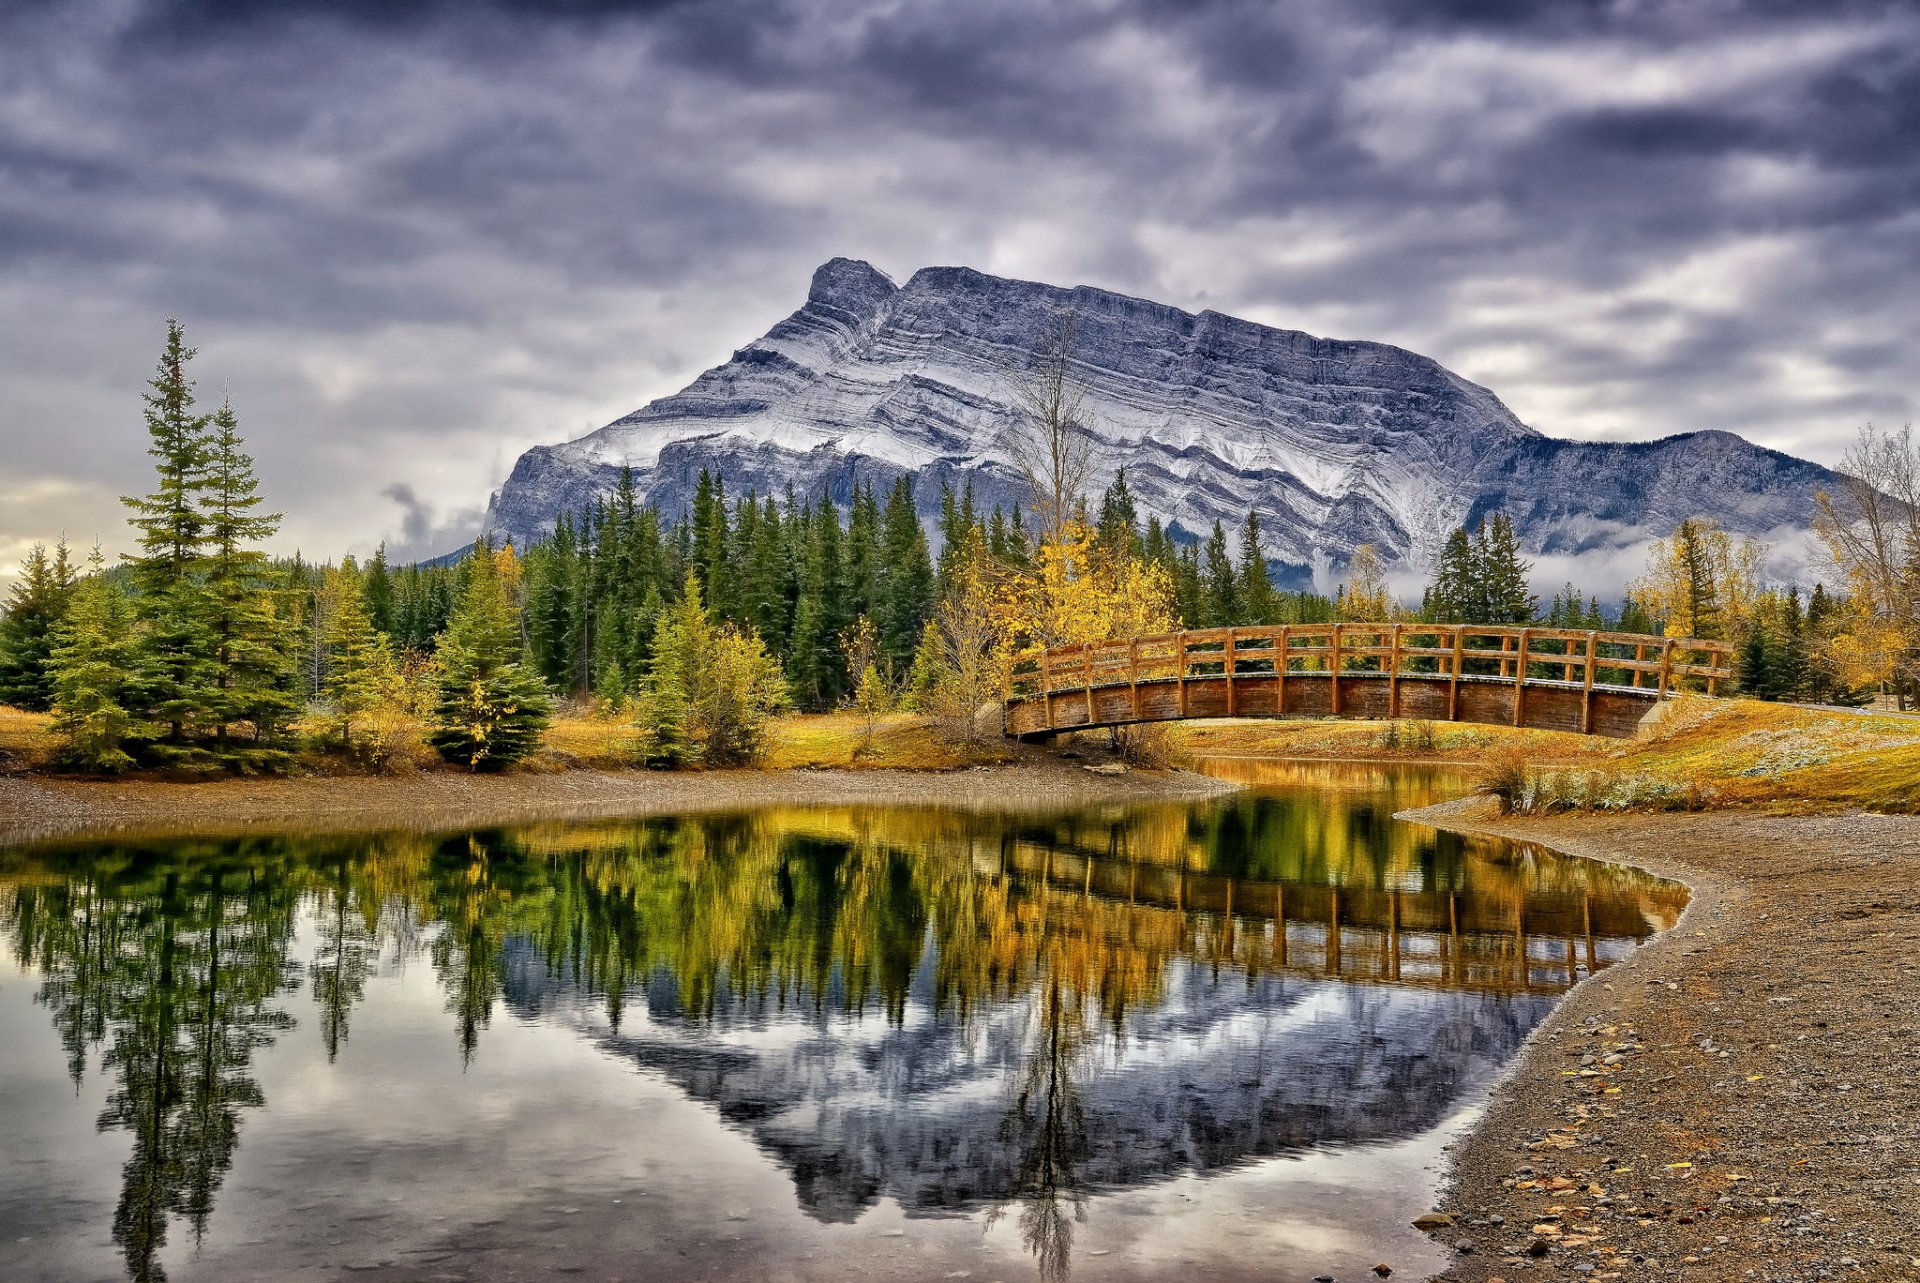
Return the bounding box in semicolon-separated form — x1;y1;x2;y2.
0;763;1685;1283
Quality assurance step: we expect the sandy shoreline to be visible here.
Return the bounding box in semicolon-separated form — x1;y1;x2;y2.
0;759;1239;846
1404;800;1920;1282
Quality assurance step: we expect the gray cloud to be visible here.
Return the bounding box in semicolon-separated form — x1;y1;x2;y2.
0;0;1914;587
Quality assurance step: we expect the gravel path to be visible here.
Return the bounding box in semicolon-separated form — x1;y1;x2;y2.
0;760;1237;846
1403;802;1920;1283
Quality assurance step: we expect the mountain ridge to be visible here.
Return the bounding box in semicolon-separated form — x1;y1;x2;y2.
486;258;1837;587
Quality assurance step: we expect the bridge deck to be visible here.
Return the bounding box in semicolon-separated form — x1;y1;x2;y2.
1005;623;1735;740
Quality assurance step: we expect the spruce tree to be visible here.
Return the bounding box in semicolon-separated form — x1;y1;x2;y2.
1174;542;1204;626
430;540;552;770
0;538;77;711
788;498;848;709
1201;520;1239;626
321;558;397;754
122;318;223;760
47;549;144;772
877;477;933;671
1424;527;1477;623
364;543;395;636
1477;515;1536;624
1096;470;1141;564
636;598;698;767
201;394;295;768
1237;514;1276;625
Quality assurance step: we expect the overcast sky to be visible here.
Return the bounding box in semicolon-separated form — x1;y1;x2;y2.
1;0;1915;583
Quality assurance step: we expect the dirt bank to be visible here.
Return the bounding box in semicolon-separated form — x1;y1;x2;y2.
0;759;1239;846
1404;801;1920;1283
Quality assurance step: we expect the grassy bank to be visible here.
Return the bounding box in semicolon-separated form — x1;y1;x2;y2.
1169;696;1920;813
0;705;1012;778
7;697;1915;811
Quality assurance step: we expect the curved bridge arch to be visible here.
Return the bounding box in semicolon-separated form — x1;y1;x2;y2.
1003;623;1735;741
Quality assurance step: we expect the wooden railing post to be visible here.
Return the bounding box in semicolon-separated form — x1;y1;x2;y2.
1512;627;1532;727
1277;625;1290;714
1449;626;1464;722
1129;637;1141;720
1083;643;1095;724
1176;631;1189;717
1388;623;1403;718
1330;624;1343;714
1658;638;1676;698
1225;628;1238;716
1581;631;1598;734
1632;642;1646;689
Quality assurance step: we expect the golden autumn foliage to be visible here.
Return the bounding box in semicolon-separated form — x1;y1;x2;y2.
1629;517;1763;640
991;522;1178;653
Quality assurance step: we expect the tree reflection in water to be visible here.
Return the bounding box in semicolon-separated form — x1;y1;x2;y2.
0;790;1685;1283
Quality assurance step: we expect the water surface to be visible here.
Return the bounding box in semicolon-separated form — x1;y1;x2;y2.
0;764;1685;1282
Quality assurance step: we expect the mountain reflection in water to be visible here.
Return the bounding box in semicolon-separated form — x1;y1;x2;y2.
0;770;1685;1283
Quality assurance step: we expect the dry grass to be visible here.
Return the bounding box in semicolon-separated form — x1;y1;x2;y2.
1169;716;1597;766
1175;700;1920;814
1608;696;1920;813
763;712;1011;770
0;706;54;772
531;707;647;771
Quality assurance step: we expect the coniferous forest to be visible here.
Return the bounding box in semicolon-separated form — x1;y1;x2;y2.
0;322;1905;777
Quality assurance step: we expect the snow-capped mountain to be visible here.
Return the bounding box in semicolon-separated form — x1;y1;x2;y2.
486;258;1839;585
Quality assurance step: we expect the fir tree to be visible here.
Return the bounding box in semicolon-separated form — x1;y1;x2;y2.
876;477;934;671
47;549;144;772
1477;515;1536;624
788;497;848;709
1173;542;1204;626
636;579;703;768
1201;520;1239;626
363;543;395;636
321;558;397;754
0;538;77;711
1095;470;1141;564
201;394;295;767
1236;513;1276;625
122;318;223;758
1423;527;1478;623
430;540;552;770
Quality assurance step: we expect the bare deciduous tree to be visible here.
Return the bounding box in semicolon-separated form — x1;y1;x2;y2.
1813;422;1920;705
1002;311;1093;544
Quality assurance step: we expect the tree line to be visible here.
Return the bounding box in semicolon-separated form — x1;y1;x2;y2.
3;321;1914;777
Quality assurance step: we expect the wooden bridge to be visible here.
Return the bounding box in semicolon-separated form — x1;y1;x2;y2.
1004;623;1736;740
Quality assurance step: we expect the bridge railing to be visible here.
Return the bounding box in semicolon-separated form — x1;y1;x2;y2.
1006;623;1736;703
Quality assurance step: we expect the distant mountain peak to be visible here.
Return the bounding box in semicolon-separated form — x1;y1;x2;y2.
485;260;1838;588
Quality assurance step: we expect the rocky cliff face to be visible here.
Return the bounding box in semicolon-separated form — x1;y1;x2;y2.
486;258;1838;583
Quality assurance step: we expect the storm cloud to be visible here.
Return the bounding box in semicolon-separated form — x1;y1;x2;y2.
0;0;1914;579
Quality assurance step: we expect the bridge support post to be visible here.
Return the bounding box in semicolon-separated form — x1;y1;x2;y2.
1129;638;1141;721
1225;629;1237;716
1449;628;1463;722
1277;626;1290;714
1388;624;1402;718
1581;631;1598;734
1330;625;1342;715
1176;631;1188;717
1512;628;1532;727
